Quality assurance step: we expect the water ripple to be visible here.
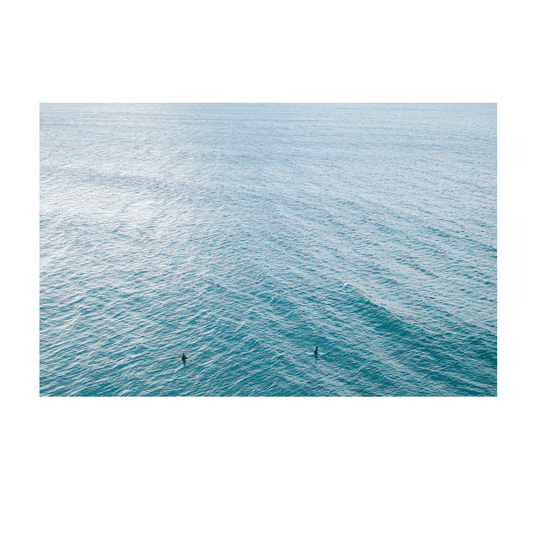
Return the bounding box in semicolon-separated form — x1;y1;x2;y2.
40;104;497;396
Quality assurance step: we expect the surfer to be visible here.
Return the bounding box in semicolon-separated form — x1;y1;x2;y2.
181;353;192;362
314;347;318;355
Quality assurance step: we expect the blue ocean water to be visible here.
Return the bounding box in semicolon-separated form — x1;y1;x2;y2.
40;104;497;396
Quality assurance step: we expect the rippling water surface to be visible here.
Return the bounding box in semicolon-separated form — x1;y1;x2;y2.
40;104;497;396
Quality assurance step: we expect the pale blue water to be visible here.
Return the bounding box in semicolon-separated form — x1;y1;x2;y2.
40;104;497;396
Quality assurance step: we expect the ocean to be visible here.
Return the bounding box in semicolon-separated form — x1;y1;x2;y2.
40;103;497;396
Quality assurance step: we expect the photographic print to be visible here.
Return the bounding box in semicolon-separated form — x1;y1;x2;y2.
40;103;497;396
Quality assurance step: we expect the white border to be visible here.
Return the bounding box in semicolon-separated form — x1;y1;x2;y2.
18;84;516;416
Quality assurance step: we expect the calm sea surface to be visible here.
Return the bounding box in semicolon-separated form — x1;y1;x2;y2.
40;104;497;396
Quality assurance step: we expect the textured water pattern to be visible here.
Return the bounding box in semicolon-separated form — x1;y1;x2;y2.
40;104;497;396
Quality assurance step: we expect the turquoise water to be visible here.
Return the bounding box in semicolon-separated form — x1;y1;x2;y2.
40;104;497;396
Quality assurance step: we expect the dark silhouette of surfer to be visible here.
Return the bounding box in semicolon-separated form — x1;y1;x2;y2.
314;347;318;356
181;353;192;362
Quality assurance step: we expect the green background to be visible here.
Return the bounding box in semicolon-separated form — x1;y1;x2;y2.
0;1;532;532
